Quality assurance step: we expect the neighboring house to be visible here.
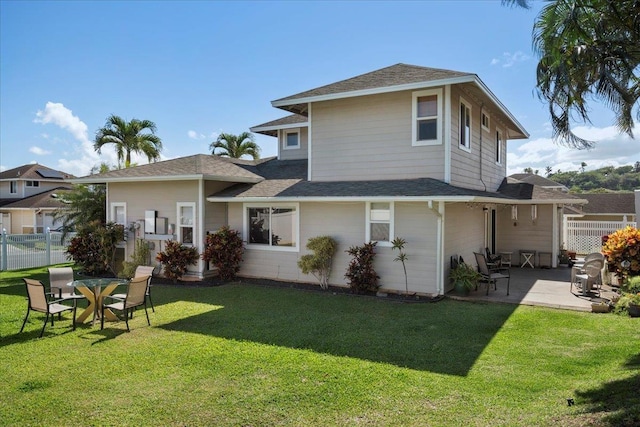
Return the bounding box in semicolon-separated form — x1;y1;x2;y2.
0;164;74;234
509;174;569;192
74;63;585;295
565;193;636;223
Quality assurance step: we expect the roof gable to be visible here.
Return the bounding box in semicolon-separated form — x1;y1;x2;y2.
0;164;74;181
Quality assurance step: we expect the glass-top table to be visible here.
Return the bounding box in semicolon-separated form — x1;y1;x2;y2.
67;278;129;325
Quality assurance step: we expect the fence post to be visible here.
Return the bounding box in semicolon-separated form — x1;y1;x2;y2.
46;227;51;266
1;229;6;271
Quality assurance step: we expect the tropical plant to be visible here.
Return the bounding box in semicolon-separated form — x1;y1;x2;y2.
449;262;482;294
391;237;409;295
602;226;640;277
156;240;199;283
503;0;640;148
94;115;163;168
298;236;337;290
345;242;379;293
66;220;124;276
210;132;260;160
120;239;151;279
51;184;105;239
202;226;244;281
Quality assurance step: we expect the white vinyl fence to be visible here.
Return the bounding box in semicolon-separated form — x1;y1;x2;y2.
564;220;637;254
0;229;76;271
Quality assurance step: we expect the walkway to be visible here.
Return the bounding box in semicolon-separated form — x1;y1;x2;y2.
451;266;617;312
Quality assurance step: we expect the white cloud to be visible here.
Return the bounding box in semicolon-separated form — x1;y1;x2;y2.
491;51;530;68
29;146;52;155
507;125;640;176
187;130;206;140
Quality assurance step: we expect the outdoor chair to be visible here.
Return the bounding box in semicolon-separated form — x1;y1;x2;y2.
571;254;604;289
112;265;155;312
485;247;502;267
20;278;77;338
572;259;604;297
48;267;86;309
474;252;510;296
101;275;150;332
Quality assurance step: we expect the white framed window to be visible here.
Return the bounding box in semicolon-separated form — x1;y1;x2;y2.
459;98;472;151
282;129;300;150
110;202;126;226
25;180;40;187
481;112;490;132
366;201;394;246
177;202;196;246
10;181;17;194
244;203;299;251
412;88;442;146
495;129;503;164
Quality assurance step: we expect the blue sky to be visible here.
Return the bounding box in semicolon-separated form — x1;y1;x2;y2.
1;0;637;177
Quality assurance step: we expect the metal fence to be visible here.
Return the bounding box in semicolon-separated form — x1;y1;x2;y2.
564;220;637;254
0;229;76;271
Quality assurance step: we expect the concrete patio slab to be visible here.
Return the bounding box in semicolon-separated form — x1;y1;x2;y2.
449;266;618;312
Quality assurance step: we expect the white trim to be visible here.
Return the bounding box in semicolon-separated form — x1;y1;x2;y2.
282;128;300;150
412;88;443;146
365;201;394;247
307;103;313;181
495;128;504;165
250;122;308;133
243;202;300;252
177;202;196;247
272;75;529;139
198;179;205;272
459;97;472;153
444;85;451;184
109;202;127;226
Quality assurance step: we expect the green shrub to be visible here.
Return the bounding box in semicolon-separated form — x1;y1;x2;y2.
202;226;244;281
345;241;379;293
298;236;337;290
156;240;199;282
66;220;124;276
120;239;151;279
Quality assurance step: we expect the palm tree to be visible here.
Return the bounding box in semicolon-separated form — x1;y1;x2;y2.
210;132;260;160
545;166;553;177
502;0;640;148
94;115;163;168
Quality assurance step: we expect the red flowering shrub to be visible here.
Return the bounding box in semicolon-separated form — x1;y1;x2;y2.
202;226;244;281
156;240;199;282
602;226;640;277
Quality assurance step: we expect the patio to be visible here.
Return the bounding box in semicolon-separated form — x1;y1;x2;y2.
451;266;618;312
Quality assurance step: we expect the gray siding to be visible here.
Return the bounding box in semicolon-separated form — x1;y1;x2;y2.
311;91;445;182
443;203;485;292
279;127;309;160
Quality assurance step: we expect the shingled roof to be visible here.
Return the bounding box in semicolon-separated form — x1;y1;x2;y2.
0;187;72;209
579;193;636;214
509;173;568;189
0;164;74;181
72;154;268;184
250;114;309;137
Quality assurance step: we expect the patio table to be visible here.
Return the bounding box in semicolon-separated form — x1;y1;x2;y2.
519;250;536;268
67;278;129;325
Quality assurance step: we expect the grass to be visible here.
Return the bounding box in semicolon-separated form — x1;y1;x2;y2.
1;265;639;426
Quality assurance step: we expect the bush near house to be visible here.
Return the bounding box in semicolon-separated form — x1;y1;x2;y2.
298;235;337;290
602;226;640;277
202;226;244;281
156;240;199;282
345;241;379;293
66;220;124;276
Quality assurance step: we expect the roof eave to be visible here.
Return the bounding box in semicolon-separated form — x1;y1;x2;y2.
206;195;583;204
72;175;263;184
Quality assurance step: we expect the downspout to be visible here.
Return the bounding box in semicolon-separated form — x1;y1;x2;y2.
428;200;445;295
479;104;487;192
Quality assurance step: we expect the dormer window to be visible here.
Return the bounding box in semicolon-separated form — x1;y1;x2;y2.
283;129;300;150
412;88;442;146
25;180;40;187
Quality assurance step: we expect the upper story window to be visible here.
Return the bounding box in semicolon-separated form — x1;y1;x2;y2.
177;202;195;246
110;202;126;226
10;181;17;194
366;202;394;247
25;180;40;187
481;112;490;132
245;204;298;251
459;98;472;151
412;88;442;146
495;129;503;164
283;129;300;150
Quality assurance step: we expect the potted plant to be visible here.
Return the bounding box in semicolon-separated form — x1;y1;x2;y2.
627;294;640;317
449;262;481;295
558;248;570;267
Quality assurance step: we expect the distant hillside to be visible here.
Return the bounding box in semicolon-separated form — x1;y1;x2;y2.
547;164;640;193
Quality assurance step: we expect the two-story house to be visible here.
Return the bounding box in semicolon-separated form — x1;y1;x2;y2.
0;164;74;234
74;64;584;295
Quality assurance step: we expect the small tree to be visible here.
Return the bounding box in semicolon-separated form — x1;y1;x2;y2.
345;241;379;293
66;220;124;276
391;237;409;295
120;239;151;279
298;236;337;290
156;240;199;283
202;226;244;281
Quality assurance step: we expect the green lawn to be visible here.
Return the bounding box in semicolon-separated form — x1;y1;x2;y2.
1;265;639;426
